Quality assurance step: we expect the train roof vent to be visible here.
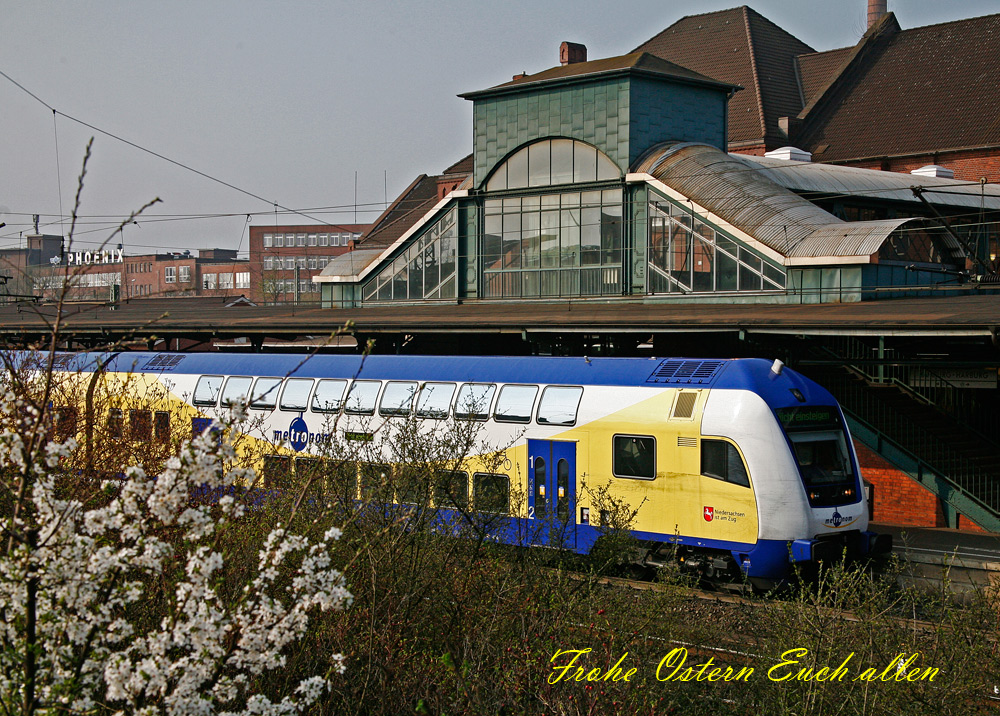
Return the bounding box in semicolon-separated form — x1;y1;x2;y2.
144;354;186;371
647;359;725;385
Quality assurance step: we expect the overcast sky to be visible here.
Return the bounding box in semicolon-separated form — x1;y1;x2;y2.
2;0;998;256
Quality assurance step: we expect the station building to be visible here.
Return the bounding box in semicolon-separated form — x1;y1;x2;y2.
315;47;1000;309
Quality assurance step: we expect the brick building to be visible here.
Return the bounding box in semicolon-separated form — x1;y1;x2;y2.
248;224;368;304
33;247;249;302
632;4;1000;183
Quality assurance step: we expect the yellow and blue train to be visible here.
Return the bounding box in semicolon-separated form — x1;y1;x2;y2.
30;351;888;587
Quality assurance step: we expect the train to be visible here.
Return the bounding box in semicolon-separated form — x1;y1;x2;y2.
15;350;889;588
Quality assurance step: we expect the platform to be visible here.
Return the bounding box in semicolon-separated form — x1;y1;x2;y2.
872;523;1000;595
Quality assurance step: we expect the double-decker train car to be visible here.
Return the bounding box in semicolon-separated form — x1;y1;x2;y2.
24;351;888;587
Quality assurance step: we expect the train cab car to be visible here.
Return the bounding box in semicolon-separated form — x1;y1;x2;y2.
23;351;888;586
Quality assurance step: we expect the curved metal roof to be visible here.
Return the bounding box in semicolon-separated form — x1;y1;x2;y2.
741;154;1000;210
634;143;949;260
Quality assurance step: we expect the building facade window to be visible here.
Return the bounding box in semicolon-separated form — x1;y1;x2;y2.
477;139;624;299
319;234;329;246
203;273;217;290
648;199;784;294
164;267;176;283
296;234;306;247
220;273;234;290
297;257;307;269
236;272;250;289
308;234;317;246
263;234;273;248
482;189;623;298
263;257;273;270
308;257;317;270
179;265;191;283
362;208;458;302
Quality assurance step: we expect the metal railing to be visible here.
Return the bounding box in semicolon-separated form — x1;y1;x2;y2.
819;335;1000;445
820;368;1000;518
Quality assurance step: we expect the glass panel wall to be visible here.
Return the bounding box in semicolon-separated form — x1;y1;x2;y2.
483;189;623;298
362;209;458;303
648;199;785;295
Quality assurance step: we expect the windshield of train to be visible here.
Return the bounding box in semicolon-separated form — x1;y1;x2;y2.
788;431;850;486
776;406;858;506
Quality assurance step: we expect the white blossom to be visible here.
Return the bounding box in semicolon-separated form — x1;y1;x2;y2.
0;400;350;715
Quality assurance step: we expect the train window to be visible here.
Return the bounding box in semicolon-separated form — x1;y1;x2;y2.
493;385;538;423
454;383;496;421
788;431;850;487
396;467;428;506
263;454;292;490
54;406;78;440
295;457;324;500
434;470;469;509
280;379;314;412
415;382;456;419
250;377;283;410
379;381;418;417
612;435;655;480
328;461;359;501
312;379;348;413
193;375;224;406
360;463;391;500
130;409;152;441
107;408;123;439
537;386;584;425
701;440;750;488
473;473;509;514
154;411;170;443
221;377;253;407
345;380;381;415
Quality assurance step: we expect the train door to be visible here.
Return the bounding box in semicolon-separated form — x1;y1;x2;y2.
528;439;576;549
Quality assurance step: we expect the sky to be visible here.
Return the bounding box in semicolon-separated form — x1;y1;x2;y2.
2;0;998;257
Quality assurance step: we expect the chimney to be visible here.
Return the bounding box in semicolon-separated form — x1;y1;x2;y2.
559;41;587;66
868;0;887;29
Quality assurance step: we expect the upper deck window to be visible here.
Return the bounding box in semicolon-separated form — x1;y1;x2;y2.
455;383;496;421
312;379;348;413
221;377;253;407
537;386;583;426
345;380;381;415
250;377;283;410
379;381;418;417
193;375;224;407
493;384;538;423
280;379;314;412
415;382;456;419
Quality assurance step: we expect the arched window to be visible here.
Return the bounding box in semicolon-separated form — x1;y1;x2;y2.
486;139;620;192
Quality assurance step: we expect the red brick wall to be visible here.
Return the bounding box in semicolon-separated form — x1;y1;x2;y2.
835;147;1000;184
854;441;988;531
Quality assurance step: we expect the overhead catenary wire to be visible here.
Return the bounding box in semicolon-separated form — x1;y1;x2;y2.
0;69;361;234
2;69;997;262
